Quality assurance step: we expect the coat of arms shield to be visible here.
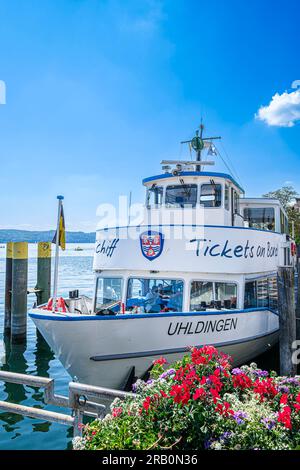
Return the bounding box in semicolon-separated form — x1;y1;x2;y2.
140;231;164;261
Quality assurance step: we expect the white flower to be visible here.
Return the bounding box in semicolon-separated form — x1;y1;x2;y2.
72;436;86;450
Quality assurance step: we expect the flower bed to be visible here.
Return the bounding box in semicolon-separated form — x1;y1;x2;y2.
75;346;300;450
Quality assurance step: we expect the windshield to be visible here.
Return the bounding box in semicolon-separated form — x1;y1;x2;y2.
95;277;123;312
200;183;222;207
165;184;197;208
147;186;163;208
127;278;184;313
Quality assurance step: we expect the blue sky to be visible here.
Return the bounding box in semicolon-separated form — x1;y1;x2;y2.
0;0;299;231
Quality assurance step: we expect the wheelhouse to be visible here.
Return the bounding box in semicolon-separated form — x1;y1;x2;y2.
144;170;245;227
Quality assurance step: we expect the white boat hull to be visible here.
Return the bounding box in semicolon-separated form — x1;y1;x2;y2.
30;308;279;389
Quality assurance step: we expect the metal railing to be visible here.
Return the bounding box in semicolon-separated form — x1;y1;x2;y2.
0;371;133;437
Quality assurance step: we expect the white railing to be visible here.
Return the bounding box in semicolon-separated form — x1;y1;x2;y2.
0;371;133;437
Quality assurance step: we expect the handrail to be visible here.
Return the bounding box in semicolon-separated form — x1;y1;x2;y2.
0;370;132;438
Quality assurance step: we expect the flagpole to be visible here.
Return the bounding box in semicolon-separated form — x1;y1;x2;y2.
52;195;64;312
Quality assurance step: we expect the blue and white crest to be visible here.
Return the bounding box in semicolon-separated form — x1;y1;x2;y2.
140;231;164;261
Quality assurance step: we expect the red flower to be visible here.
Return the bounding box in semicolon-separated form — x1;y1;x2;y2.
193;387;206;400
208;373;223;393
153;357;167;366
215;401;234;417
280;393;289;405
169;383;190;405
294;392;300;411
278;406;292;429
232;373;253;390
160;389;168;398
210;387;220;403
142;396;152;412
112;407;123;418
191;345;218;365
253;378;278;401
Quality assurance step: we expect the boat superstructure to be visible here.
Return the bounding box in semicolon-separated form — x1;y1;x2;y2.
29;125;296;389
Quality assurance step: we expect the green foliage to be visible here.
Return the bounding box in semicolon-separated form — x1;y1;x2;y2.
75;347;300;451
263;186;298;210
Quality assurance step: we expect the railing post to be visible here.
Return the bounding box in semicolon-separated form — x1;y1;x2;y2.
278;266;297;376
11;242;28;344
36;242;51;305
4;242;13;336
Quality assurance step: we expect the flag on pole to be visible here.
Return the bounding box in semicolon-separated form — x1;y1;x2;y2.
52;202;66;250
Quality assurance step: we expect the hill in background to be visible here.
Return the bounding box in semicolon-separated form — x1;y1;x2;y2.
0;230;96;243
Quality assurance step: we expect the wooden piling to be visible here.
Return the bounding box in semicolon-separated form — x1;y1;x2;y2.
278;266;297;376
4;242;13;336
36;242;51;306
11;242;28;344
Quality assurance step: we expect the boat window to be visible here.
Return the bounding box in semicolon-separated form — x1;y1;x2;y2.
280;210;289;234
280;210;285;234
233;191;239;214
244;276;278;310
165;184;197;208
215;282;237;308
257;278;269;307
225;185;230;210
200;183;222;208
243;207;275;231
127;278;184;313
268;277;278;311
190;281;237;311
147;185;163;208
95;277;123;313
244;280;257;308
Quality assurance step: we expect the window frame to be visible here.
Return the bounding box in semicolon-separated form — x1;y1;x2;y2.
244;274;278;311
224;184;230;211
94;276;124;313
165;184;198;208
243;206;276;232
146;185;164;209
126;276;185;313
189;279;238;310
199;182;223;209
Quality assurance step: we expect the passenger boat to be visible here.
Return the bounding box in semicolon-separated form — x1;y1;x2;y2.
29;125;296;389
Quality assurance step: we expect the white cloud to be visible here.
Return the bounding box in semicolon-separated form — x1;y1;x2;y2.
256;88;300;127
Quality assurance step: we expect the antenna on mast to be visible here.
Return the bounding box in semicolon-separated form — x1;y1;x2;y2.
181;120;221;171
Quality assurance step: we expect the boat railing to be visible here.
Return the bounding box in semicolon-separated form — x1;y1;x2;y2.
0;370;133;438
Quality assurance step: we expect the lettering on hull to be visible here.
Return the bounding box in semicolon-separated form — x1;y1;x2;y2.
167;317;238;336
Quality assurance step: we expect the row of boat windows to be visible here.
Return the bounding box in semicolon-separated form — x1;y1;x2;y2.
147;183;239;210
95;278;238;313
244;277;278;310
147;185;288;234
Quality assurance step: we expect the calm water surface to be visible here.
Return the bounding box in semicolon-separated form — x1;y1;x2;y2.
0;243;94;450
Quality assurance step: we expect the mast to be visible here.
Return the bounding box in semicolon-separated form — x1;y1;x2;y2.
181;121;221;172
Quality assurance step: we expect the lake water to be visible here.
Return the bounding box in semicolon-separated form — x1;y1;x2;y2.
0;243;95;450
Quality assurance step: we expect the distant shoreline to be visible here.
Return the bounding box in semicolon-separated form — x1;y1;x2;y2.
0;229;96;244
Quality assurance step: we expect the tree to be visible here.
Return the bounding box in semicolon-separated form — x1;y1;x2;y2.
263;186;298;210
263;186;300;243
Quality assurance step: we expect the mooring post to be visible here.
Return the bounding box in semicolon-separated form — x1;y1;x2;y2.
4;242;13;336
278;266;297;376
36;242;51;306
11;242;28;344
